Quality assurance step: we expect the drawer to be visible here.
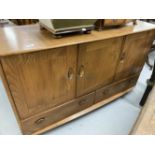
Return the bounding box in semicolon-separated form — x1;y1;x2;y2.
21;92;95;134
95;76;138;103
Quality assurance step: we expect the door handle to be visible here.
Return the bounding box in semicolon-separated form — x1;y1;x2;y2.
79;65;85;78
120;52;126;63
68;67;74;80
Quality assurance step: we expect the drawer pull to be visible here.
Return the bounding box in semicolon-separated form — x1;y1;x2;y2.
35;117;45;125
79;99;87;106
102;90;108;95
79;65;85;78
68;67;74;80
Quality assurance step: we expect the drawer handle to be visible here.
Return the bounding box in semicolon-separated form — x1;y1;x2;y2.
79;65;85;78
68;67;74;80
79;99;87;106
35;117;45;125
102;91;107;95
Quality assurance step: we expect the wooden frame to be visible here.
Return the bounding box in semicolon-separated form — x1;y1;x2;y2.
0;21;155;134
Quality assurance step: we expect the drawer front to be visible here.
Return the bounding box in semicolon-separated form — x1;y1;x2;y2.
95;76;138;103
21;92;95;134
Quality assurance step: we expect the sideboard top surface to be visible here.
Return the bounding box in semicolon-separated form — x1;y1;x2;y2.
0;20;155;57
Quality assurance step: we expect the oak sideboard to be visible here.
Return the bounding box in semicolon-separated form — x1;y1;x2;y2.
0;21;155;134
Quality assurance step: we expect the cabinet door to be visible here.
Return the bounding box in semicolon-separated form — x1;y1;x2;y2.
77;37;123;96
1;46;77;119
115;31;154;81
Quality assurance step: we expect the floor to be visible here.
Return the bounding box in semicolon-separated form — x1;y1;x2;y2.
0;52;154;135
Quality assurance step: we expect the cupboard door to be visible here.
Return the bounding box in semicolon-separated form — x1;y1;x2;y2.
115;31;155;80
1;46;77;119
77;37;123;96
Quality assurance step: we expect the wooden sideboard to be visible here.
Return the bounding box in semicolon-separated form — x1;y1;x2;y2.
0;21;155;134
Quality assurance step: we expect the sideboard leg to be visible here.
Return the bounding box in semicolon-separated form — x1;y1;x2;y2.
140;59;155;106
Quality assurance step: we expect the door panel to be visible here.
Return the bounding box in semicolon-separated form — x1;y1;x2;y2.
77;37;123;96
115;31;155;80
1;46;77;119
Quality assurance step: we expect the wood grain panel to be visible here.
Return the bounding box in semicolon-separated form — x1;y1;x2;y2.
1;46;77;119
0;61;22;129
115;31;155;80
77;37;123;96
